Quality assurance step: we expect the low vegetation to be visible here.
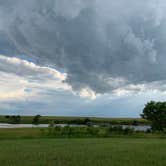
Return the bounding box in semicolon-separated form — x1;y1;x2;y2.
0;126;165;140
0;138;165;166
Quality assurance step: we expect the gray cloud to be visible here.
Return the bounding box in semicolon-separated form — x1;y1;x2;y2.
0;0;166;94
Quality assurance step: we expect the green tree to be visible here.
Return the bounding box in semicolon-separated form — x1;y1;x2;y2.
32;115;41;125
141;101;166;131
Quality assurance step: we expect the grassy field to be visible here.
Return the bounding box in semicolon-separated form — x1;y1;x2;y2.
0;128;43;140
0;128;165;166
0;127;165;140
0;115;149;125
0;138;165;166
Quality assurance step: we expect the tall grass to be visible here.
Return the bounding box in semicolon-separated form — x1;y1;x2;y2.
0;138;165;166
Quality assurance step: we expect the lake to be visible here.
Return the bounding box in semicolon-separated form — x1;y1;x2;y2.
0;123;151;131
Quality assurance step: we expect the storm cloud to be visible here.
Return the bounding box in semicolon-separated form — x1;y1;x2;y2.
0;0;166;95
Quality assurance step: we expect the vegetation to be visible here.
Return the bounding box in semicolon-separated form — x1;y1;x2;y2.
0;115;149;125
46;126;135;138
0;100;165;166
5;115;21;124
141;101;166;131
0;138;165;166
0;127;165;140
0;108;165;166
32;114;41;125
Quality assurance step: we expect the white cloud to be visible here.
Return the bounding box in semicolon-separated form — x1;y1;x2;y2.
112;81;166;98
0;55;72;100
1;54;166;102
0;55;67;80
0;72;28;100
0;55;98;101
79;87;97;100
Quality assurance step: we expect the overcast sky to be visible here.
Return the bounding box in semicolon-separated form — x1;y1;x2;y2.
0;0;166;117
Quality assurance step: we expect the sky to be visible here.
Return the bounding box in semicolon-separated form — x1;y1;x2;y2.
0;0;166;117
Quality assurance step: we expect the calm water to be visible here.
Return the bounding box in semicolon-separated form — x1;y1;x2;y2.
121;125;151;131
0;123;49;128
0;123;151;131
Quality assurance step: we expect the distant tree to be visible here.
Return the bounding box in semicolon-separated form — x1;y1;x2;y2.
32;115;41;125
84;118;92;126
141;101;166;131
5;115;10;119
6;115;21;124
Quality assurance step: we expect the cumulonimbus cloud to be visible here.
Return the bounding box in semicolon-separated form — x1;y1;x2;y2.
0;0;166;96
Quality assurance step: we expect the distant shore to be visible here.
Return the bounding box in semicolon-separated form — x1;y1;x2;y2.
0;115;150;125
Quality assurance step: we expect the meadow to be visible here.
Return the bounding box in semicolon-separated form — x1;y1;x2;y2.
0;117;165;166
0;127;165;140
0;138;165;166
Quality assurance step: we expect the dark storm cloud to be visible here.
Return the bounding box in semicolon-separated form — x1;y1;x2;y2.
0;0;166;93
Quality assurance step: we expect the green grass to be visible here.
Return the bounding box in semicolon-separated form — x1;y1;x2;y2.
0;128;43;140
0;138;165;166
0;127;165;140
0;115;149;125
0;127;166;140
0;128;165;166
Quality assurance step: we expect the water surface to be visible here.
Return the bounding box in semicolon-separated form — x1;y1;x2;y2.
0;123;151;131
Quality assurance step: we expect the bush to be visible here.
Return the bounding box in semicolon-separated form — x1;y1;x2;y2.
43;125;136;138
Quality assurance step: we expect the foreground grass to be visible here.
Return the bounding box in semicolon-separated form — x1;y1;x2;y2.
0;138;165;166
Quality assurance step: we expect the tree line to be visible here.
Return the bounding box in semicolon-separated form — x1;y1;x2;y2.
5;115;41;125
3;101;166;132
